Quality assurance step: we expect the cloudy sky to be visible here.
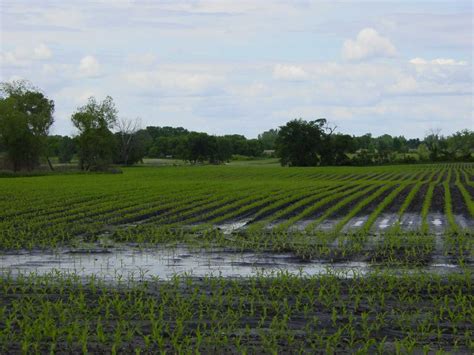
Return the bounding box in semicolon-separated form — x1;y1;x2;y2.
0;0;472;138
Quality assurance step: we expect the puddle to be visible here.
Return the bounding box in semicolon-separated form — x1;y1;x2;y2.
432;218;442;227
399;213;422;231
0;247;369;281
340;216;368;232
316;219;340;231
428;213;446;233
0;246;464;282
454;215;474;229
216;220;250;234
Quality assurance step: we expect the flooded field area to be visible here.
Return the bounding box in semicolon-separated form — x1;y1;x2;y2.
0;245;465;282
0;164;472;353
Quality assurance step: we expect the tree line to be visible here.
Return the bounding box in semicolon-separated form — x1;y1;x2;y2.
274;119;473;167
0;81;472;171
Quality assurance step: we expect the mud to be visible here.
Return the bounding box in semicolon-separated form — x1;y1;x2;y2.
450;185;469;215
430;184;445;213
351;185;399;218
406;183;428;213
327;186;378;218
383;184;414;213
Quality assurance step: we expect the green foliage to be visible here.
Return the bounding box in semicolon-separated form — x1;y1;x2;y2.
0;271;471;353
58;136;76;163
1;163;472;254
71;96;118;171
275;118;328;166
0;80;54;171
114;130;151;165
258;128;279;150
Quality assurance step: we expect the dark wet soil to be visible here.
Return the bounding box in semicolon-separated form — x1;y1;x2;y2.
383;184;414;213
430;184;445;213
433;170;444;182
329;186;380;218
301;185;368;220
249;196;314;223
352;185;399;217
277;185;358;219
451;185;471;217
406;183;429;213
117;207;170;224
168;199;241;224
0;274;470;354
463;183;474;199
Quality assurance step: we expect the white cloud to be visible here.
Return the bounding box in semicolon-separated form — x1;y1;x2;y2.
40;9;84;29
78;56;100;77
342;28;397;61
409;57;467;66
33;43;52;60
388;75;418;94
127;53;158;67
0;43;52;66
273;64;308;81
124;69;224;95
408;57;471;85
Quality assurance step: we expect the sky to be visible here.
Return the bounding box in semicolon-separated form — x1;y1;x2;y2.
0;0;472;138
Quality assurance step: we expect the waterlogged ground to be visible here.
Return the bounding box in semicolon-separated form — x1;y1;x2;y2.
217;213;474;233
0;243;468;283
0;164;473;352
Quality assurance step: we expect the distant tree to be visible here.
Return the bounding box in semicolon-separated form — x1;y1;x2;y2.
275;118;328;166
324;134;355;165
0;80;54;171
424;129;442;161
258;129;279;150
417;143;430;161
45;135;76;164
222;134;249;156
406;138;421;150
58;136;76;163
146;126;189;140
115;117;141;165
393;136;408;153
71;96;117;171
114;129;151;165
245;139;263;157
446;130;474;160
351;149;375;166
354;133;374;152
149;135;186;158
215;137;233;163
46;135;63;157
375;134;394;156
185;132;216;164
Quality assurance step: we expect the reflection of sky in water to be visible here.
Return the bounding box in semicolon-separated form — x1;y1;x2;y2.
0;246;461;282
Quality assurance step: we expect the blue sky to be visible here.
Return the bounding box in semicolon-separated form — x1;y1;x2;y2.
1;0;472;138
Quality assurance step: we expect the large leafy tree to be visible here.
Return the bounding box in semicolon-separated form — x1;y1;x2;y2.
275;118;328;166
71;96;117;171
258;128;279;150
0;80;54;171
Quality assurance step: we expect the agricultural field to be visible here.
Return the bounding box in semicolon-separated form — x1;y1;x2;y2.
0;163;473;353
